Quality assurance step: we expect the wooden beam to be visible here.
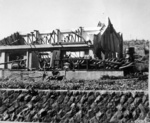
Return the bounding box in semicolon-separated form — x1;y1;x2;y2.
0;44;93;51
0;59;26;65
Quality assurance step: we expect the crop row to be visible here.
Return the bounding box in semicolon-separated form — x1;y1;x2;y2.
0;78;148;90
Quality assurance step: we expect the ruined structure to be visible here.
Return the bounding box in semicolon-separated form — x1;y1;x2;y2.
94;18;123;59
0;18;123;72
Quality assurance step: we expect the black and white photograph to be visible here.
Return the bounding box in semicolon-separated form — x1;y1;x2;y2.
0;0;149;122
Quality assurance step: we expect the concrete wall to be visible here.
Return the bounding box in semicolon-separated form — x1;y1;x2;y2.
64;70;123;80
0;70;123;80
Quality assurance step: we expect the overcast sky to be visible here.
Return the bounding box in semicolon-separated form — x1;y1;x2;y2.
0;0;150;40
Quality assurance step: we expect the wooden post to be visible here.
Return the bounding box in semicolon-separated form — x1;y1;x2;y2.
78;29;80;42
27;34;29;44
74;31;77;43
79;27;83;42
57;29;61;43
31;32;34;44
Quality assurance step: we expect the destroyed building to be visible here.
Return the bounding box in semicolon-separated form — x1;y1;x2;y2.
0;18;123;70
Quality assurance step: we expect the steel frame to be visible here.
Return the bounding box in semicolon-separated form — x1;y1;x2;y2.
22;27;92;45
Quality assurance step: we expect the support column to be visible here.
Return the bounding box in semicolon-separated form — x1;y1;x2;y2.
50;51;54;67
26;51;32;69
26;51;29;69
0;51;6;69
5;52;9;69
29;51;32;69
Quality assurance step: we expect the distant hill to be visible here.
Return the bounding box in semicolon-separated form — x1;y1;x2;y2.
123;39;149;56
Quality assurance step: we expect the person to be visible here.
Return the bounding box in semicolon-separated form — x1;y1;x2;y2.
121;49;134;67
119;48;135;75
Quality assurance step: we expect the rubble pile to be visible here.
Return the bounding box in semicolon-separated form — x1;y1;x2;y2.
0;90;149;122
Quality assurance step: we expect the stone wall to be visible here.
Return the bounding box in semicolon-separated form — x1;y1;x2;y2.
0;90;149;122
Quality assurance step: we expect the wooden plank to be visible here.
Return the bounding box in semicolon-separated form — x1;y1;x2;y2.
0;59;26;65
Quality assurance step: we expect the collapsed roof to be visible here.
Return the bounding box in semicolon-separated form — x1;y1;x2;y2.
0;32;25;45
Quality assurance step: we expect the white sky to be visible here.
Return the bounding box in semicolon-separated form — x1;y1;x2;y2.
0;0;150;40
